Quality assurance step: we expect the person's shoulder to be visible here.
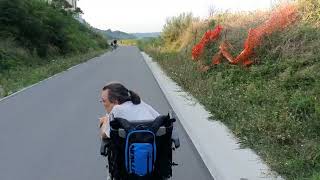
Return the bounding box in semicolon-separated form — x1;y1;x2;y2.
140;101;158;112
139;100;147;105
140;101;151;107
109;104;121;115
142;101;160;117
113;102;132;112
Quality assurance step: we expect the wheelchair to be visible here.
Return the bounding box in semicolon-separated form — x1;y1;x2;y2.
100;114;180;180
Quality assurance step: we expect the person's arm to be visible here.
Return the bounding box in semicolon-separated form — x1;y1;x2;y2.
99;116;109;138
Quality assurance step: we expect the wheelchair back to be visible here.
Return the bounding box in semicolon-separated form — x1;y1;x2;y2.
106;115;176;180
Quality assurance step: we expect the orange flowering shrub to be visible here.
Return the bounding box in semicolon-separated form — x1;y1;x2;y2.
233;4;298;65
192;4;298;69
191;25;223;60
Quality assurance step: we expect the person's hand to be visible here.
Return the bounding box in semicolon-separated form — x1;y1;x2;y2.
99;116;108;128
99;116;109;138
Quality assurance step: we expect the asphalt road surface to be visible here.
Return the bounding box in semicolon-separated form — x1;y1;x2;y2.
0;46;213;180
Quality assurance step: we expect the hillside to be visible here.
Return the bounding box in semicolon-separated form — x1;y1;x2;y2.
132;32;160;39
96;29;136;40
95;29;160;40
139;2;320;180
0;0;108;97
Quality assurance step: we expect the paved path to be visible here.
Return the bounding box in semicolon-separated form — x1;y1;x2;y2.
0;46;213;180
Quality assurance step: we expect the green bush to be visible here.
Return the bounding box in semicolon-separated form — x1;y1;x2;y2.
161;13;193;44
137;37;163;50
0;0;108;59
0;0;108;95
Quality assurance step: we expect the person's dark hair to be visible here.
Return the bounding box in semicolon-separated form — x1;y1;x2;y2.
102;83;141;105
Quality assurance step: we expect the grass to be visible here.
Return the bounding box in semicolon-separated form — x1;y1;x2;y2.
139;7;320;180
120;39;138;46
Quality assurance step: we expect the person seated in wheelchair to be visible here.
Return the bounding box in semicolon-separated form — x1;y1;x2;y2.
99;82;179;180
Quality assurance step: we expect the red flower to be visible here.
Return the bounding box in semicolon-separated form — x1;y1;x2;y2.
192;25;223;60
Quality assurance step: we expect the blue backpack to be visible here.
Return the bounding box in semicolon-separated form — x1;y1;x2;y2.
125;129;157;176
107;115;177;179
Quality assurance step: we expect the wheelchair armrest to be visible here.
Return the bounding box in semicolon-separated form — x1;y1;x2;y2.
171;133;180;149
100;138;110;156
156;126;166;136
171;122;180;149
119;129;126;138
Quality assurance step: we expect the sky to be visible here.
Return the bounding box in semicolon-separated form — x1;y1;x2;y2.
77;0;276;33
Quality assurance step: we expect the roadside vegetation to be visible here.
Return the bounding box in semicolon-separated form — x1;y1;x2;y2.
0;0;109;97
138;1;320;179
120;39;138;46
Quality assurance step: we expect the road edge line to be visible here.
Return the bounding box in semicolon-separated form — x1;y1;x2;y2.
0;52;107;103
